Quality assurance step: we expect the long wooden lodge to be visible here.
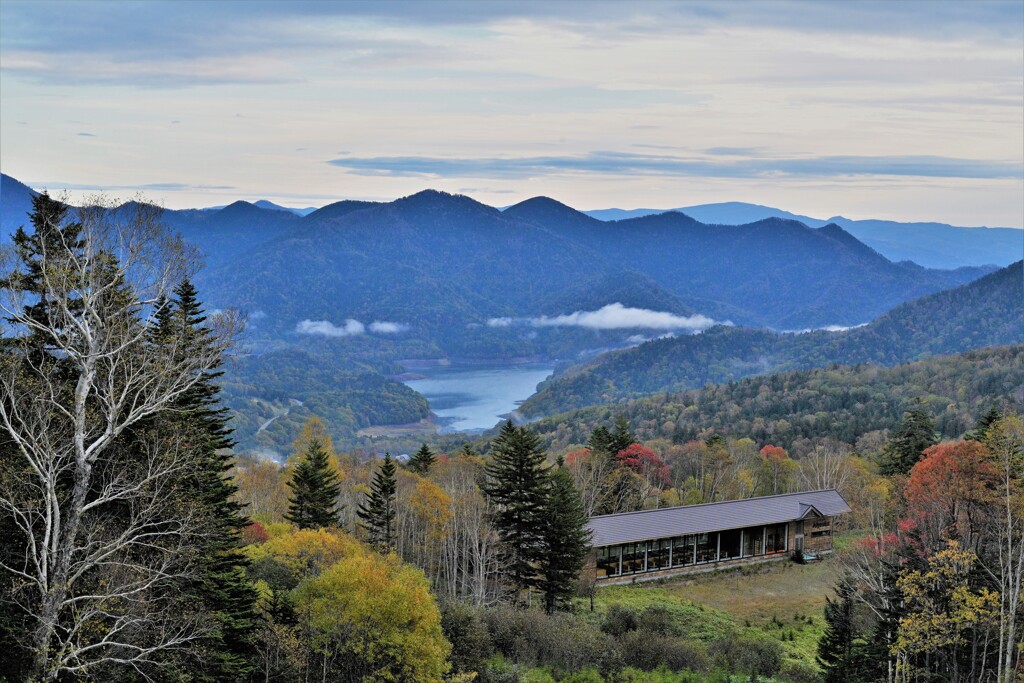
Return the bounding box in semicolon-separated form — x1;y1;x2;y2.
588;489;851;584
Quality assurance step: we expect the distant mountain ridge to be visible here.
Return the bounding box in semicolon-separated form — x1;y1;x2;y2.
518;260;1024;418
583;201;1022;269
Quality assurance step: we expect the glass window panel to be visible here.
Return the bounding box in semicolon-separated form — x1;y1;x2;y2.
743;526;764;557
719;529;742;560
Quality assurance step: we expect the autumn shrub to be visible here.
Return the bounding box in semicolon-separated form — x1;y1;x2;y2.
441;600;494;674
601;604;640;637
619;631;709;673
778;660;822;683
709;634;783;679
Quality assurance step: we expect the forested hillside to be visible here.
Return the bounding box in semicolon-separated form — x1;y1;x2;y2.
528;345;1024;453
0;175;1006;452
520;261;1024;417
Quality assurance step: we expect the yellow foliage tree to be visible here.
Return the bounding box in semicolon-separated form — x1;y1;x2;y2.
294;551;452;682
894;541;999;682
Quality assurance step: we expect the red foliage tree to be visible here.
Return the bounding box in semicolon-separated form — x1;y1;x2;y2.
616;443;670;487
904;440;998;552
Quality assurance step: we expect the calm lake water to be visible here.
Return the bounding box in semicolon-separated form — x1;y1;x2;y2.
402;363;554;433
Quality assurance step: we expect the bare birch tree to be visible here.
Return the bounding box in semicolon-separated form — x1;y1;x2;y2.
0;194;238;681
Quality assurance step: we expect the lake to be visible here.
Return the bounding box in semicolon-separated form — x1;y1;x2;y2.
402;363;554;433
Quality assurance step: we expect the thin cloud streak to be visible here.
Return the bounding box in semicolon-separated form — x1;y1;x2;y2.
328;152;1023;181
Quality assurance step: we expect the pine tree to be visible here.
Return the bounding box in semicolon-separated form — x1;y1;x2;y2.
818;582;858;683
409;443;437;474
155;280;259;680
968;407;1003;442
588;425;615;455
286;437;341;529
539;458;592;613
358;453;398;552
610;416;636;455
879;403;937;475
483;420;550;601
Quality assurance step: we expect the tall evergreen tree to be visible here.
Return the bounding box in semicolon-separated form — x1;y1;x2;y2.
154;280;259;681
483;420;550;601
358;453;398;552
610;416;636;455
409;443;437;474
539;458;593;613
286;437;341;529
818;581;861;683
588;425;615;455
879;403;937;475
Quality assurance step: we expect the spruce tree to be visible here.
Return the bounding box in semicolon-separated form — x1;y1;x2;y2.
610;416;636;455
358;453;398;552
409;443;437;474
818;582;859;683
155;280;259;680
588;425;615;456
286;437;341;529
483;420;549;601
879;403;937;476
539;458;593;613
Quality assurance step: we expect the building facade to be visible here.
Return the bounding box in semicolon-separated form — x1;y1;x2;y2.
588;489;851;584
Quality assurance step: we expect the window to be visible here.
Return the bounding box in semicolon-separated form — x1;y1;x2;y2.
648;539;670;571
596;546;620;577
719;529;742;560
622;542;645;573
696;532;718;563
672;535;694;566
742;526;764;557
765;523;788;554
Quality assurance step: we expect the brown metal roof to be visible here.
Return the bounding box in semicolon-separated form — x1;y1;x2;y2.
588;489;852;547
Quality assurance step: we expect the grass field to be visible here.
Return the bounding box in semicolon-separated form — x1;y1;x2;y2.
579;548;852;671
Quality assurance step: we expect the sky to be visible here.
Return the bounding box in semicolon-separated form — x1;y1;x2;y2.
1;0;1022;227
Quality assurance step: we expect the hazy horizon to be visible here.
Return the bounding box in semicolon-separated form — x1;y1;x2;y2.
1;0;1022;227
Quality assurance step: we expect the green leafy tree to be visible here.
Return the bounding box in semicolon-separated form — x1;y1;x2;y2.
539;459;593;613
358;453;398;552
483;420;549;601
879;403;938;476
409;443;437;475
286;438;341;529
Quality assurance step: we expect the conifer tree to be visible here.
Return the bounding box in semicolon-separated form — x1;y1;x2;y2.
879;403;937;476
286;437;341;529
409;443;437;474
358;453;398;552
588;425;615;456
539;458;592;613
610;416;636;455
818;582;861;683
155;280;259;680
483;420;549;601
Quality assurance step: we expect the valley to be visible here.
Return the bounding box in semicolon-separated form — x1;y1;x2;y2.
1;172;1018;457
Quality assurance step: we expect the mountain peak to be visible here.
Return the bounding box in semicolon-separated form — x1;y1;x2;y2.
503;196;600;227
392;189;499;216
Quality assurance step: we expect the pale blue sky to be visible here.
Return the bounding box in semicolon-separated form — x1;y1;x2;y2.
1;0;1022;226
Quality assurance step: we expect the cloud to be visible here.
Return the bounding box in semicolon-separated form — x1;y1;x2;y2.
328;151;1023;181
782;322;870;334
368;321;408;333
77;132;96;137
487;303;722;331
296;319;365;337
295;318;409;336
